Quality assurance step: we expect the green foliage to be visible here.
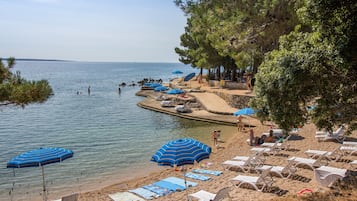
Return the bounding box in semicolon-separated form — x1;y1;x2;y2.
0;58;53;107
251;0;357;132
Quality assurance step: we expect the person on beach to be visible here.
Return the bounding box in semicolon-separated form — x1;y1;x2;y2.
217;130;222;142
264;130;276;143
88;85;91;95
212;130;218;147
249;129;254;146
237;115;244;131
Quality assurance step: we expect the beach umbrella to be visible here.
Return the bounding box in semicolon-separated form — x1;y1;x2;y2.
167;89;184;95
233;107;255;128
154;86;168;92
233;107;255;116
7;147;74;201
151;138;211;200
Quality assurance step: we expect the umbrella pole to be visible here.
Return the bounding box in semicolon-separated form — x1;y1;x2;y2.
41;165;47;201
183;166;189;201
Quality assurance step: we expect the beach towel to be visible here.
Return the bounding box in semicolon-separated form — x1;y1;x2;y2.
129;187;158;200
185;172;211;181
162;177;198;188
143;184;172;196
192;169;223;176
153;180;185;191
108;192;145;201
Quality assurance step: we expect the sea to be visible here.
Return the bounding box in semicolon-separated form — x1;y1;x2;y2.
0;61;236;201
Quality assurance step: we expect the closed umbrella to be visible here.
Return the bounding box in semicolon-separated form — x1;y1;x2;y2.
167;89;184;95
154;86;168;92
7;147;74;201
148;83;162;88
151;138;211;200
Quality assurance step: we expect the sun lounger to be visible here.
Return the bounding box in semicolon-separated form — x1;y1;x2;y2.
339;145;357;156
222;155;261;172
185;172;211;181
288;155;327;170
304;146;343;161
350;160;357;169
142;184;172;196
189;190;216;201
129;188;158;200
250;147;280;156
233;152;266;165
255;160;297;178
261;135;292;150
189;187;231;201
315;126;345;143
231;167;274;191
109;192;145;201
343;141;357;146
192;169;222;176
314;166;347;187
161;177;197;188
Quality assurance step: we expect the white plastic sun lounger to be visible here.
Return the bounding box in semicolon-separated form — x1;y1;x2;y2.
231;167;273;191
350;160;357;169
288;155;327;170
189;187;231;201
314;166;347;187
233;152;266;165
304;146;343;161
315;126;345;143
255;160;297;179
221;160;255;172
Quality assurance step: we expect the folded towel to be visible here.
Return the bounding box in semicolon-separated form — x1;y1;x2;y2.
153;180;185;191
162;177;197;188
185;172;211;181
129;187;158;200
143;184;172;196
192;169;223;176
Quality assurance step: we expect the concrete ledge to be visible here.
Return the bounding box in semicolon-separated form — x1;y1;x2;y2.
137;101;237;126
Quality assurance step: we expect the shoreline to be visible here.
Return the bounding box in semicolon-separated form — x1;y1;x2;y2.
69;79;357;201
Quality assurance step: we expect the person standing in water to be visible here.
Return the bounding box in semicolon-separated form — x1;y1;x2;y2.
88;86;91;95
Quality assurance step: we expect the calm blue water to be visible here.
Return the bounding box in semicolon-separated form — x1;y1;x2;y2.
0;61;234;201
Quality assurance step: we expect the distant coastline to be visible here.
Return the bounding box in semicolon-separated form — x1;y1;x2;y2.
14;58;72;62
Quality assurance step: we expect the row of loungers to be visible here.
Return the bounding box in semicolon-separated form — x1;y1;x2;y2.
221;143;357;192
109;169;223;200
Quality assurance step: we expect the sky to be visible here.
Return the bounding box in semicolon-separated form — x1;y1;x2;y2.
0;0;188;62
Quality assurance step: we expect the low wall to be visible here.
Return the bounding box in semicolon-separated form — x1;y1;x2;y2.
213;91;252;109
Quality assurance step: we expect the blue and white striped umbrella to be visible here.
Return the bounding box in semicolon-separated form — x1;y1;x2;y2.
7;147;73;201
151;138;211;167
7;147;73;168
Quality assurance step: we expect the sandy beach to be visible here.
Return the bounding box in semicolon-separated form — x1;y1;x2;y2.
76;79;357;201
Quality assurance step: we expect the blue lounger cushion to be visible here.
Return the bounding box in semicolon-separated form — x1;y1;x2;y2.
153;180;185;191
162;177;197;188
129;187;158;200
185;172;211;181
143;184;172;196
192;169;223;176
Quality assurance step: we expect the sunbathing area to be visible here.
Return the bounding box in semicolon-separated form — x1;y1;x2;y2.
75;78;357;201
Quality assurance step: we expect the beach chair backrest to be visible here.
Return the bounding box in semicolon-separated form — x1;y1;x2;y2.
282;159;297;174
333;126;344;136
213;187;231;201
257;167;273;184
